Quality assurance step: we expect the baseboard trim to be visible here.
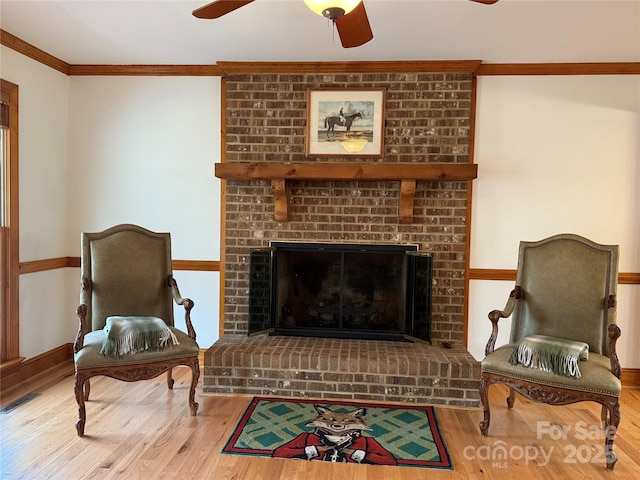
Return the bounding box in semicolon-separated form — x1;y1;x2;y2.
0;343;73;391
0;357;26;378
621;368;640;388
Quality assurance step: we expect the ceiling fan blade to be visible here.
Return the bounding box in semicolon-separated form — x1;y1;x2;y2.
193;0;255;19
336;1;373;48
468;0;499;4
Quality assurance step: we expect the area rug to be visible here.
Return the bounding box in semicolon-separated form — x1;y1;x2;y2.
222;396;453;469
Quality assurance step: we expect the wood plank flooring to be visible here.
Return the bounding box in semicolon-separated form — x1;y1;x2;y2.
1;362;639;479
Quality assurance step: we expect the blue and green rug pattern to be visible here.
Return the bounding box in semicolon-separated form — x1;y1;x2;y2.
223;396;452;470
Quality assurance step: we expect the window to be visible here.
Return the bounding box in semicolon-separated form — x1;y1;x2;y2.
1;79;20;370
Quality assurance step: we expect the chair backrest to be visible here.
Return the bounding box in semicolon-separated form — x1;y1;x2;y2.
80;224;175;333
509;233;618;355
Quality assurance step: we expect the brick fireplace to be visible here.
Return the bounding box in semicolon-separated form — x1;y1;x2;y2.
203;64;481;407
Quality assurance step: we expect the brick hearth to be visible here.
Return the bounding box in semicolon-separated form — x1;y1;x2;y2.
203;335;480;407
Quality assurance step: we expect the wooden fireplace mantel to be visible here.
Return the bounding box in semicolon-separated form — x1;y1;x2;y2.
214;162;478;223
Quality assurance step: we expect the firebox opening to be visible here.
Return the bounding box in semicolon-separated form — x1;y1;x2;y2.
248;243;433;343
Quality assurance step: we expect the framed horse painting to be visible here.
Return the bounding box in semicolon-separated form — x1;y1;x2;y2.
306;88;385;158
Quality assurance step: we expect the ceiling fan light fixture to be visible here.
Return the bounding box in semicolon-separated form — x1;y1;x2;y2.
303;0;361;20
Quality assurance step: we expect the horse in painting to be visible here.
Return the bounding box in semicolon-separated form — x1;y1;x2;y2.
324;112;363;137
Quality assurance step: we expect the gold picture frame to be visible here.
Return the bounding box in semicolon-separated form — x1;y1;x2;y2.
306;88;385;157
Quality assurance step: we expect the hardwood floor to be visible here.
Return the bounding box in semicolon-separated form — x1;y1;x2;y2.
1;362;639;479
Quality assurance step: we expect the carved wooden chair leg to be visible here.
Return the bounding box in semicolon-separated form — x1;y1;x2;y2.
167;368;174;389
188;359;200;416
84;379;91;401
479;375;491;436
74;374;87;437
600;405;608;429
604;401;620;470
506;388;516;408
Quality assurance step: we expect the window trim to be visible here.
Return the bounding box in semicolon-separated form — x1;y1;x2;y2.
1;78;21;373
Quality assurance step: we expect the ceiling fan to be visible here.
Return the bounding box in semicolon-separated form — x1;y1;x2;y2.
192;0;499;49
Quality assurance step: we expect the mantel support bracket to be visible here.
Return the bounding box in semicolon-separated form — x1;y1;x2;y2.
271;179;289;222
399;179;417;224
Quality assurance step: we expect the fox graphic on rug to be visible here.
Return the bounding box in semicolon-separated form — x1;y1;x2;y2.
273;405;397;465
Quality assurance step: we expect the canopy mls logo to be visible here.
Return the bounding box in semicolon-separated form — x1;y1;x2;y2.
462;441;553;468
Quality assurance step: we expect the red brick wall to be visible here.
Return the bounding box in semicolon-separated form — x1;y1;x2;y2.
222;72;473;344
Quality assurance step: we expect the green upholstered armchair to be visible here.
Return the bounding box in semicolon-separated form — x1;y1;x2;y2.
479;234;621;470
73;224;200;436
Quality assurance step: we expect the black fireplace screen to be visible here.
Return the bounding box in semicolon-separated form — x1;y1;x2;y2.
249;243;432;342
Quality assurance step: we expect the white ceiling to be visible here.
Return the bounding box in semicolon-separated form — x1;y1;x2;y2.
1;0;639;65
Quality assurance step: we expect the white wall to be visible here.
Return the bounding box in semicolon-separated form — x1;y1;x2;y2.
67;76;222;348
469;75;640;368
0;46;72;358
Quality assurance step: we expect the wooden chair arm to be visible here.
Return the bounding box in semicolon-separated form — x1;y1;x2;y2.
484;286;521;356
168;275;196;341
74;304;88;353
607;323;622;379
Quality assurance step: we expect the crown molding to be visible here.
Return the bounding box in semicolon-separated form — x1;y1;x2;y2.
67;64;223;76
476;62;640;75
1;29;70;75
2;29;638;77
